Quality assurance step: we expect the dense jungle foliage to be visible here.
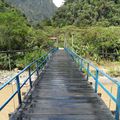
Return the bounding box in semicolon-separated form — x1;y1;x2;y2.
0;0;120;70
50;0;120;63
53;26;120;63
52;0;120;27
0;0;55;70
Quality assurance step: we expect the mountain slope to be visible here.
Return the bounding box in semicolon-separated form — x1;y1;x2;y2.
5;0;57;24
52;0;120;27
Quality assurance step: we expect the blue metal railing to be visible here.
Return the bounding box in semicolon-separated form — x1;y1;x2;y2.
65;48;120;120
0;48;58;111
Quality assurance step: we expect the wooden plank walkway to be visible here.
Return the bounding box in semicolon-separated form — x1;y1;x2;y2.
10;50;114;120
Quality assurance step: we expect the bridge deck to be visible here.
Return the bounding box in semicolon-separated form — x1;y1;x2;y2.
11;50;114;120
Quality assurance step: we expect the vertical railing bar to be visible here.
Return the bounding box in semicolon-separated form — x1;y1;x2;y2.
77;57;79;65
80;59;83;71
28;67;32;88
36;61;39;77
79;59;81;70
95;69;99;93
48;53;50;60
16;75;22;105
87;63;90;81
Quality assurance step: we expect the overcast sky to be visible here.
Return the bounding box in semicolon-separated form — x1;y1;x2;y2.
53;0;64;7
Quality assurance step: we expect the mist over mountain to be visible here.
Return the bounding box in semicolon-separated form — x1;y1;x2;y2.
4;0;57;24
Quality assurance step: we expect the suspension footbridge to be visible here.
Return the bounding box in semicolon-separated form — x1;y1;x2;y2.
0;48;119;120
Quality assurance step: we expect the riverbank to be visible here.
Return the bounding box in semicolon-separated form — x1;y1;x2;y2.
0;70;37;84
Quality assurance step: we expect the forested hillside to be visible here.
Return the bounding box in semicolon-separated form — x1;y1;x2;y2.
0;0;55;69
52;0;120;27
4;0;57;24
0;1;120;120
50;0;120;64
0;0;120;71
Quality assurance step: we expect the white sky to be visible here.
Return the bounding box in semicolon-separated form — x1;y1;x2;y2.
53;0;64;7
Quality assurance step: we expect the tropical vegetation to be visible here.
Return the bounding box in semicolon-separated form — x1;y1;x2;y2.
0;0;55;69
0;0;120;71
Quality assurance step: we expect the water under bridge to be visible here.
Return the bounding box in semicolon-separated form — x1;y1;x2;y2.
0;48;120;120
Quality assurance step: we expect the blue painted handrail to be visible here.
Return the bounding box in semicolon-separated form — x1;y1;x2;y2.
0;48;58;111
65;48;120;120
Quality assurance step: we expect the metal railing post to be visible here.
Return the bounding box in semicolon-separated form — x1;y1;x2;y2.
77;57;79;65
87;63;90;81
28;67;32;88
36;61;39;77
80;59;83;71
95;69;99;93
115;85;120;120
16;75;22;105
48;53;51;60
